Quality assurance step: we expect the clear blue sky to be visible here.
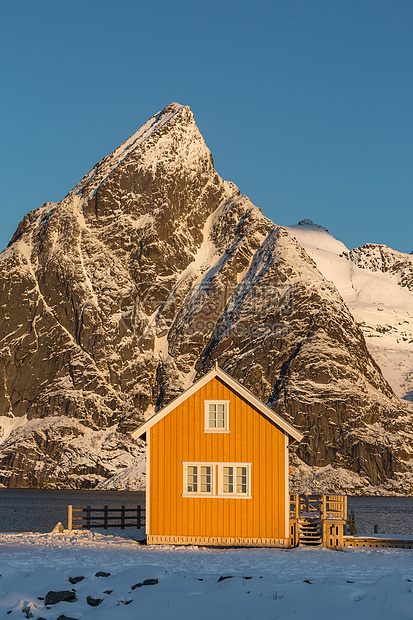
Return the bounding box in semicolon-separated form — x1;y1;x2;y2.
1;0;412;253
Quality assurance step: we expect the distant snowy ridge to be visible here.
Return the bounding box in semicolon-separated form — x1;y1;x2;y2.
284;219;413;406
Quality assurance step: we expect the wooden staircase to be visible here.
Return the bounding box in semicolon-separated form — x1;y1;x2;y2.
298;516;322;546
290;494;347;549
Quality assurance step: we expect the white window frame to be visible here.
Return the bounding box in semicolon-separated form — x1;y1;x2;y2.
182;462;215;497
204;400;230;433
217;462;251;498
182;462;252;499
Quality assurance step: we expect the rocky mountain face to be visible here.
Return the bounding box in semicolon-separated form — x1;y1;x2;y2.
0;103;412;493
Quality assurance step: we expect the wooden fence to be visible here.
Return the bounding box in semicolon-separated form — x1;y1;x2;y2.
68;505;145;531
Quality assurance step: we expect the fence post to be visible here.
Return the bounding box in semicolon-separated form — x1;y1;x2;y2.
137;505;141;529
86;506;91;530
121;506;125;529
104;505;108;529
68;505;73;531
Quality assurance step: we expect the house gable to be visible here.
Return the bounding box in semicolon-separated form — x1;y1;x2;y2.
132;366;303;444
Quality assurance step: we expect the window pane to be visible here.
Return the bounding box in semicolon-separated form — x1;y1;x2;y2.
209;404;217;427
223;466;233;493
207;403;227;429
200;466;211;492
187;466;197;492
236;466;247;494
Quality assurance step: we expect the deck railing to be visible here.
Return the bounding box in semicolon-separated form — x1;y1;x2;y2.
290;494;347;521
68;505;145;530
321;495;347;520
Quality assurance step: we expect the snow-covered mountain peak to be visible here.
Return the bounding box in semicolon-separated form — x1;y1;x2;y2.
283;220;349;258
296;218;329;232
67;102;205;203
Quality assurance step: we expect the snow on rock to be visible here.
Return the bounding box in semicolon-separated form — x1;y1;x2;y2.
94;459;146;491
0;414;27;442
297;218;329;232
0;416;145;488
289;461;413;496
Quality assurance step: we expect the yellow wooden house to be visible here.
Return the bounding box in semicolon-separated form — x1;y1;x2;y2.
132;364;304;547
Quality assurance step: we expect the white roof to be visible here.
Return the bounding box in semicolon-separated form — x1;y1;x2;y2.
131;365;304;444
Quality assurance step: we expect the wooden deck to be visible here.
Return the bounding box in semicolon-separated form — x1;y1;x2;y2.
344;535;413;549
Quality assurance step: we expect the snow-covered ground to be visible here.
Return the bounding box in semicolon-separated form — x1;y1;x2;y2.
0;529;412;619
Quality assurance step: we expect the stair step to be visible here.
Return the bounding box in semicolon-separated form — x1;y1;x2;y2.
299;526;321;531
298;517;323;546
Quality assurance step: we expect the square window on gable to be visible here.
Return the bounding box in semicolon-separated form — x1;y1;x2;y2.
204;400;230;432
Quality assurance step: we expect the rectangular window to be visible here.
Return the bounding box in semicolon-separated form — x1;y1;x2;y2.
219;463;251;497
183;463;213;496
222;466;233;493
200;465;211;493
204;400;229;432
236;466;248;494
182;462;251;498
186;465;198;493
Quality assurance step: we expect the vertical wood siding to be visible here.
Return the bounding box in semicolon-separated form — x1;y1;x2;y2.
149;377;287;540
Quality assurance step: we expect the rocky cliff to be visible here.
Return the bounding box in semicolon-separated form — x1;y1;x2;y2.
0;103;412;492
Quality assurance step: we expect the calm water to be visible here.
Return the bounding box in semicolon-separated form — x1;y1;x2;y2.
347;496;413;536
0;490;411;535
0;489;145;532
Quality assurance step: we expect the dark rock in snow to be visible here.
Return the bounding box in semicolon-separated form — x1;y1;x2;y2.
142;578;158;586
68;576;84;584
95;571;111;578
131;582;142;590
44;590;77;605
22;604;33;618
87;595;103;606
